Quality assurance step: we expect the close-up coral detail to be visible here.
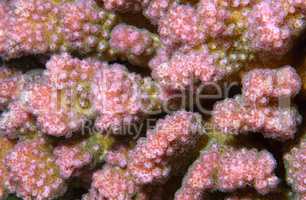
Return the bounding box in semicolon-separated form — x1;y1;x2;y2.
0;0;306;200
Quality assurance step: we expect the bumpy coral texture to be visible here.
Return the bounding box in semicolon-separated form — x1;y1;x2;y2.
92;64;145;132
0;54;171;138
84;111;203;200
285;137;306;200
100;0;142;12
148;0;306;91
242;66;301;105
246;0;304;55
0;137;14;200
212;66;302;141
5;138;67;200
53;134;114;179
213;95;301;140
128;111;201;184
158;4;204;48
110;24;156;57
0;2;9;55
150;47;225;90
0;67;24;109
196;0;228;38
1;0;306;199
0;102;32;138
54;143;92;179
0;0;117;59
22;82;86;137
45;53;104;90
86;165;138;200
142;0;172;24
175;144;279;200
105;144;130;168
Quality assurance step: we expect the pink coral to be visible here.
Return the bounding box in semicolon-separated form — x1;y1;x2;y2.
0;54;170;137
212;96;301;140
175;144;279;200
0;102;32;138
196;0;229;38
0;67;24;109
242;66;301;105
100;0;142;12
127;111;202;184
0;137;14;200
246;0;300;55
1;0;117;59
143;0;172;24
86;165;138;200
212;66;301;141
110;24;155;56
5;138;67;200
150;47;225;90
0;2;9;56
92;64;144;132
4;0;59;59
284;137;306;199
85;111;202;199
23;82;85;137
45;53;104;89
60;0;115;54
53;144;92;179
105;144;130;168
54;134;114;179
158;4;204;48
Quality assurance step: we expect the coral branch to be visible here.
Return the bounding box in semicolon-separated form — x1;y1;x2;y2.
175;143;279;200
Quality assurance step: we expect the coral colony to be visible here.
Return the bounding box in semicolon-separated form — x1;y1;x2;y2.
0;0;306;200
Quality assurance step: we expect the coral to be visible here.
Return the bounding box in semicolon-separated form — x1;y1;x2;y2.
54;142;92;180
0;2;9;56
175;143;279;200
196;0;228;39
0;137;14;200
0;53;174;137
84;111;203;200
100;0;142;12
242;66;301;105
212;66;302;141
127;111;202;185
0;0;161;66
105;143;131;168
22;82;87;137
5;137;67;200
212;95;301;140
0;0;118;60
149;0;306;90
54;134;114;179
0;0;306;199
284;135;306;200
0;102;33;138
110;24;160;65
92;63;171;133
155;0;305;52
142;0;172;24
246;0;305;56
85;165;138;200
158;3;204;48
45;53;104;90
150;46;225;90
0;67;24;109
